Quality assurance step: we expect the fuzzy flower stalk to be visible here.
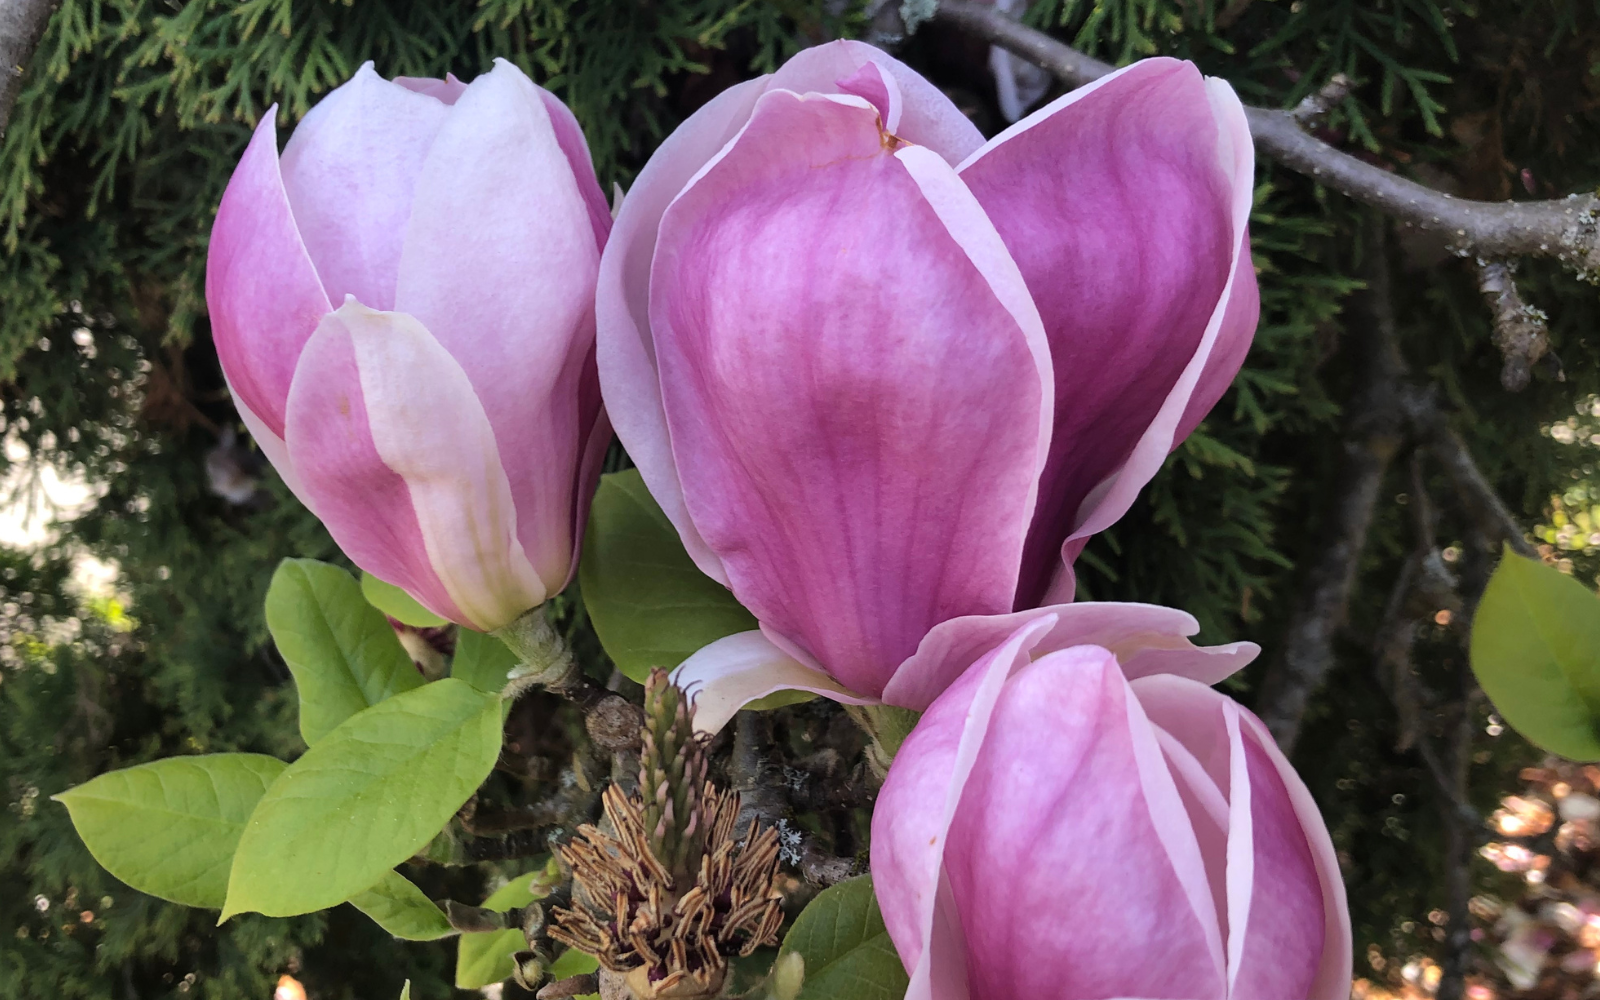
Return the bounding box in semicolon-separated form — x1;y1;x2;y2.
550;671;784;999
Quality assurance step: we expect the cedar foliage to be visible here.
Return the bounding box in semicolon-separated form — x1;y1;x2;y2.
2;0;1599;995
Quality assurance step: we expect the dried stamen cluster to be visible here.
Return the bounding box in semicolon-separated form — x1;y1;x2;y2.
550;671;784;1000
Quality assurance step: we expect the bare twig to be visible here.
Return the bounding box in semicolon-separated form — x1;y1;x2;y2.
933;0;1600;276
1402;391;1536;559
1254;221;1407;752
1290;73;1352;126
0;0;57;138
1474;259;1554;391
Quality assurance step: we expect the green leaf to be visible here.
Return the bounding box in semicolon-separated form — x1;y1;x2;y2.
453;628;519;694
222;679;503;919
456;929;528;989
399;982;411;1000
455;865;556;989
362;571;448;628
266;559;423;746
547;948;600;979
778;874;908;1000
348;870;455;941
1472;546;1600;760
579;468;759;682
53;754;286;909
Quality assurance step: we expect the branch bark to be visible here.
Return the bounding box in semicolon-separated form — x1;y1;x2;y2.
933;0;1600;275
1254;221;1407;752
0;0;56;139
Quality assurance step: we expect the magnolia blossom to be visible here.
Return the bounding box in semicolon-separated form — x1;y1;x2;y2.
597;41;1258;727
871;614;1351;1000
208;60;611;631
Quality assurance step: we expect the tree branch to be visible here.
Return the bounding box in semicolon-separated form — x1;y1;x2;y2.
933;0;1600;275
1254;220;1406;753
0;0;56;139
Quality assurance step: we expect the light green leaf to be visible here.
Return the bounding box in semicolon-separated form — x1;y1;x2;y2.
547;948;600;979
455;864;556;989
399;982;411;1000
579;469;759;682
348;870;455;941
222;679;502;919
53;754;286;909
362;571;448;628
1472;546;1600;760
778;874;908;1000
453;628;519;694
267;559;423;746
456;929;528;989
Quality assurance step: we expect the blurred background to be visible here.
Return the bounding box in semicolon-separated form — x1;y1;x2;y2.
4;0;1600;997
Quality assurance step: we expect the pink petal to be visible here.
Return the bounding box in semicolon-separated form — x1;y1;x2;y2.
595;76;768;587
940;645;1225;999
206;110;332;439
881;600;1256;711
280;309;465;626
769;40;983;165
649;89;1048;699
1178;229;1260;443
536;86;614;253
285;302;545;631
871;615;1056;1000
278;62;450;312
669;630;877;735
394;59;600;593
835;61;900;130
395;72;468;105
1236;709;1352;1000
1132;676;1350;1000
960;59;1255;608
228;379;309;506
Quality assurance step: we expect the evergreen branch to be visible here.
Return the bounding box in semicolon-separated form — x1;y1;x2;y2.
934;0;1600;277
0;0;57;138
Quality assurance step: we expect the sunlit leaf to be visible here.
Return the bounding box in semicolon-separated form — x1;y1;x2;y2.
362;571;448;628
54;754;286;909
223;679;502;918
267;559;422;746
1471;546;1600;760
348;870;455;941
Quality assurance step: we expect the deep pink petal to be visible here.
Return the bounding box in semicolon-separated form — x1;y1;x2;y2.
1178;230;1260;443
669;630;877;735
278;63;449;312
206;110;332;438
596;77;768;587
1236;709;1353;1000
280;312;466;626
650;89;1047;698
769;40;983;164
960;59;1252;608
394;59;599;593
881;601;1256;711
537;85;614;253
835;61;900;129
871;616;1055;1000
942;645;1225;1000
1133;676;1350;1000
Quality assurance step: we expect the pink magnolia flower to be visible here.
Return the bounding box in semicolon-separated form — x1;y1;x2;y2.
871;615;1351;1000
597;41;1258;727
207;60;611;631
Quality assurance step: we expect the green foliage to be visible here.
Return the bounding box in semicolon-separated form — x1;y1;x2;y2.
224;679;502;919
363;572;447;629
347;871;455;942
454;865;554;989
580;468;759;682
450;628;520;694
776;875;907;1000
266;558;423;746
1471;546;1600;759
53;753;285;908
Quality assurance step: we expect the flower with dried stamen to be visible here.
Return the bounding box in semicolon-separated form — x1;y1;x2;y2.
550;671;784;1000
